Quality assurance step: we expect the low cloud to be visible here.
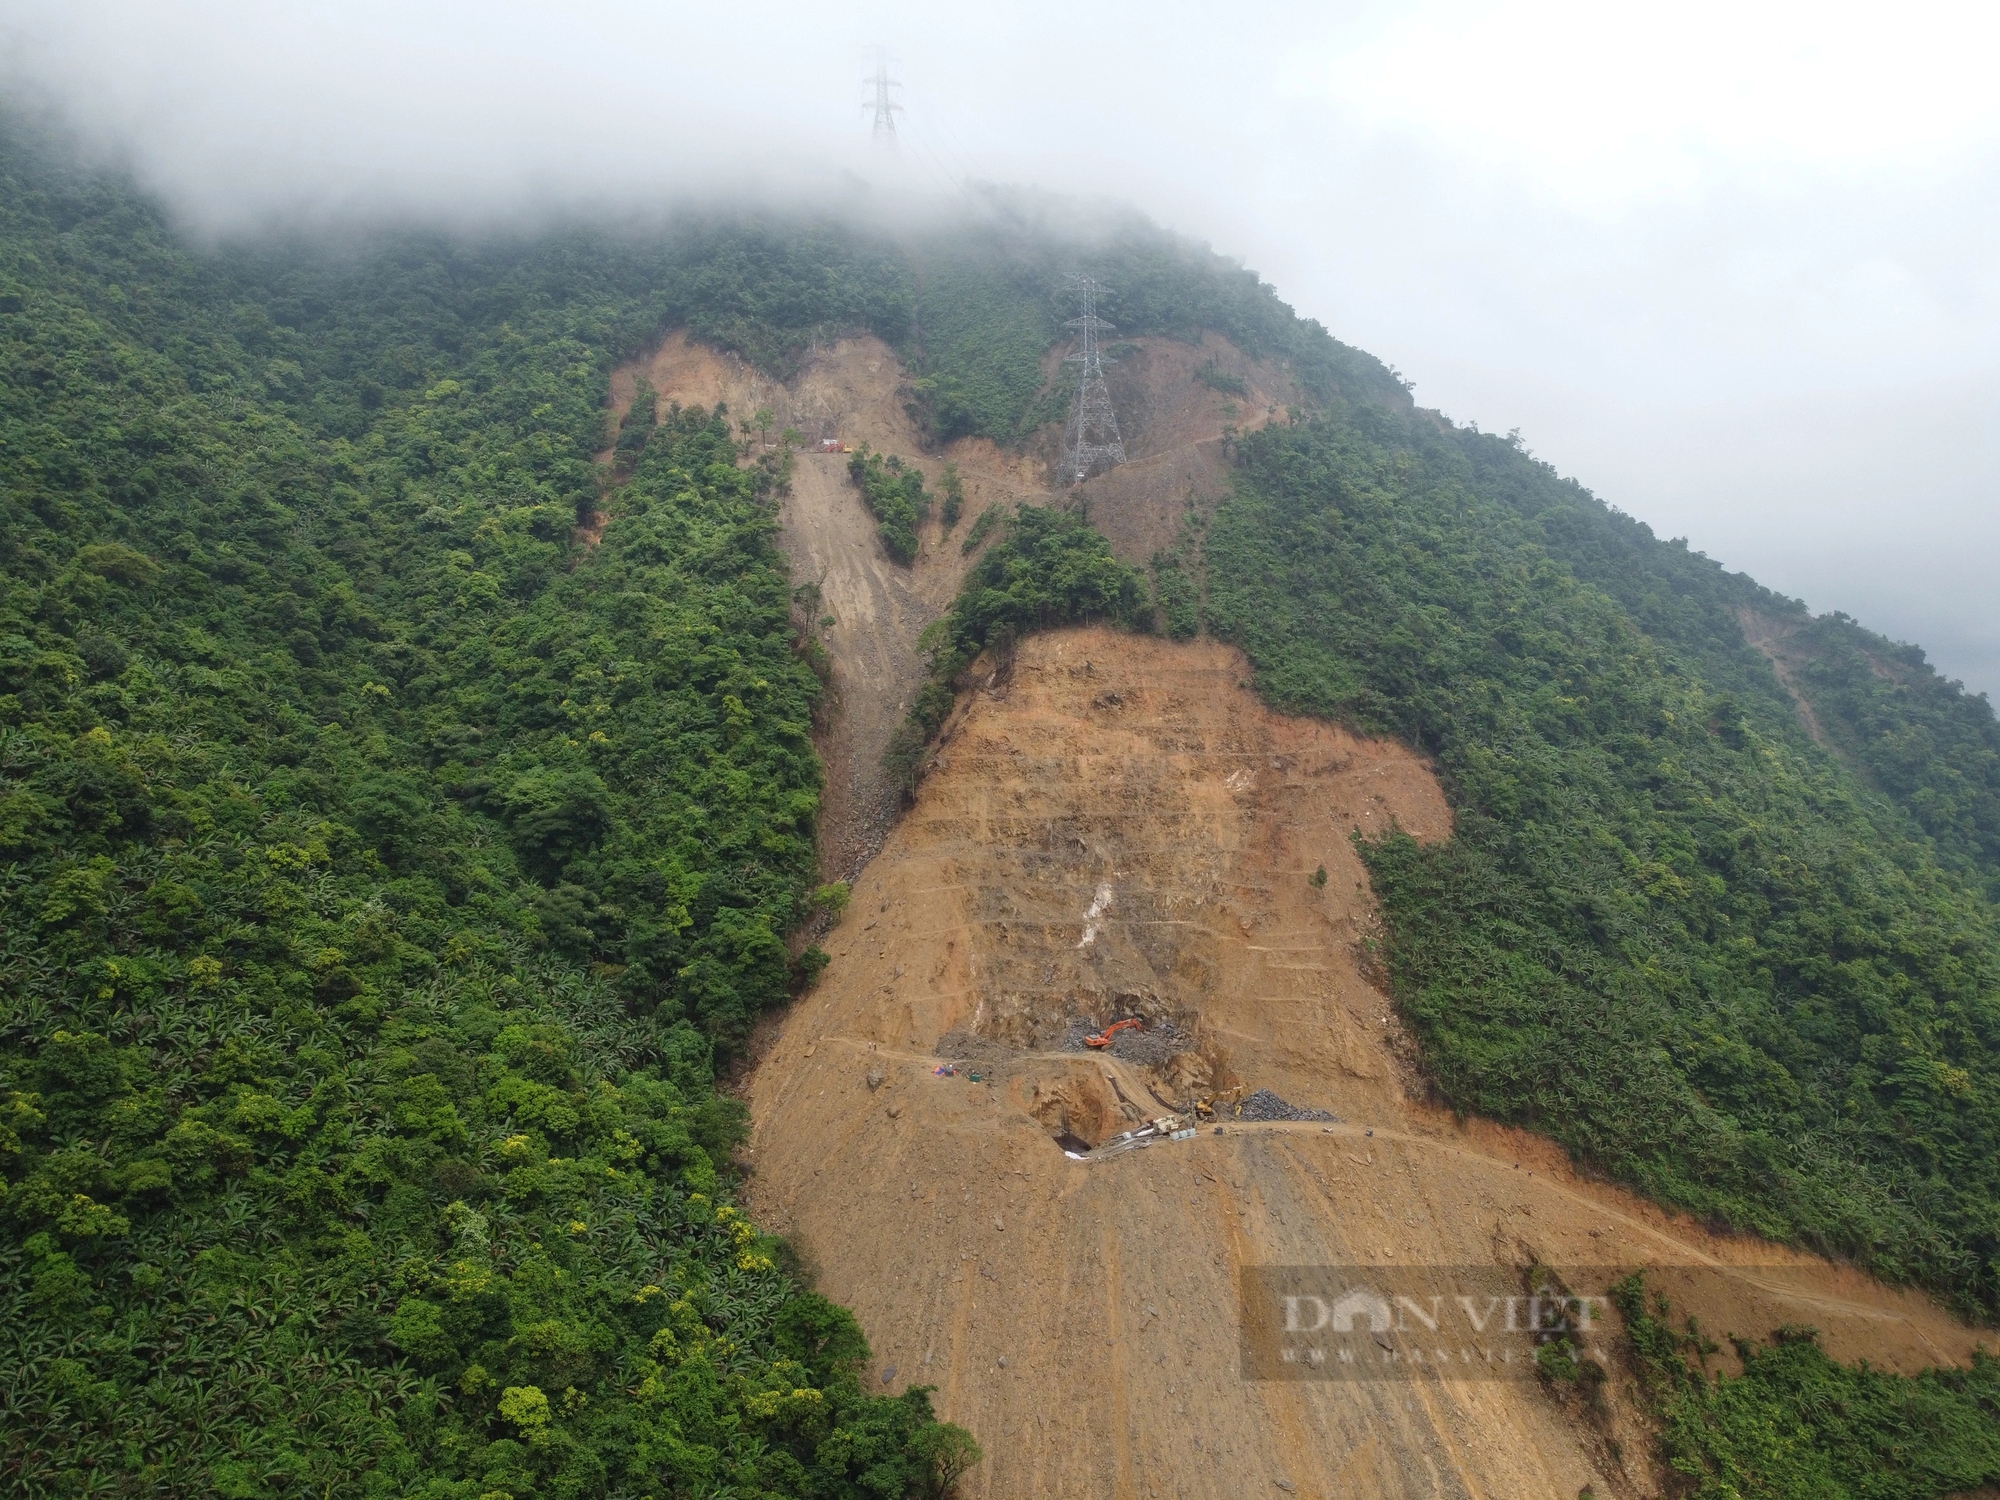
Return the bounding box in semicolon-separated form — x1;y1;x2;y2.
5;0;1995;694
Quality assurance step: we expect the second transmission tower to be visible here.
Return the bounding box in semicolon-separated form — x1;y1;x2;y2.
1062;274;1126;487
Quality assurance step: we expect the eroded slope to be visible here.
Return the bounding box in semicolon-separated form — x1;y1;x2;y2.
600;327;1305;868
743;629;1983;1500
604;332;1043;875
602;332;1987;1499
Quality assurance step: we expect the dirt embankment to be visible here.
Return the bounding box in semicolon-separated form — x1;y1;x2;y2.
1040;332;1301;568
743;630;1986;1500
595;324;1301;884
1109;332;1303;461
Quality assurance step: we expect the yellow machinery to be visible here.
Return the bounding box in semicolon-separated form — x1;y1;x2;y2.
1191;1084;1245;1120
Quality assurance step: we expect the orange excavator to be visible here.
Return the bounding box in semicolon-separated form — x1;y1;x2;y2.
1085;1018;1143;1049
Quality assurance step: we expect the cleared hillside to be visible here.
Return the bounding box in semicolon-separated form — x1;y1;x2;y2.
720;326;2000;1500
1192;419;2000;1313
747;625;1989;1500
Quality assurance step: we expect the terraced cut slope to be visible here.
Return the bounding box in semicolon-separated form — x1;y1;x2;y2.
741;628;1982;1500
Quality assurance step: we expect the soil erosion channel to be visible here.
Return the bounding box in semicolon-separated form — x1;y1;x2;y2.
605;328;1294;876
610;332;1983;1500
607;331;1042;878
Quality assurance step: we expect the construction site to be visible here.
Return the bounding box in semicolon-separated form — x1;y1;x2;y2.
592;316;1989;1500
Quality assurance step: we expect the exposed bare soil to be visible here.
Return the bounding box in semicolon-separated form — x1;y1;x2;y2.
782;451;953;879
1737;607;1833;747
743;629;1987;1500
1107;332;1302;462
602;331;1988;1498
1078;439;1233;570
1037;332;1300;568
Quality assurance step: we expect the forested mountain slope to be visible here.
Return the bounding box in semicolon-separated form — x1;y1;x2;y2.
860;212;2000;1318
1190;418;2000;1310
0;111;1405;1498
2;101;1999;1500
0;121;970;1497
1448;429;2000;902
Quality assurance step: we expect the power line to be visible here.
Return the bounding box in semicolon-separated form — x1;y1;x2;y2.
1062;274;1126;487
900;114;970;199
886;100;969;203
896;73;991;188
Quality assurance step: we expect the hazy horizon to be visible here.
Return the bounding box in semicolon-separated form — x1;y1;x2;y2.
5;0;1994;699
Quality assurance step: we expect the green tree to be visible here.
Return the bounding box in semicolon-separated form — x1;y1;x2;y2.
847;446;933;564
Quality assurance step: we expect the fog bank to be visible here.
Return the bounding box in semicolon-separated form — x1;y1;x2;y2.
4;0;1995;696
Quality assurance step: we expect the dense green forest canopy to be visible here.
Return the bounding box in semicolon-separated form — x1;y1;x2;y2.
1611;1275;2000;1499
844;448;931;565
0;118;1020;1498
884;504;1147;792
0;105;1384;1498
1189;411;2000;1315
896;199;1405;442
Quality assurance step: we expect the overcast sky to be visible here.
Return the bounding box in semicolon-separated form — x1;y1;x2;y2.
5;0;1995;699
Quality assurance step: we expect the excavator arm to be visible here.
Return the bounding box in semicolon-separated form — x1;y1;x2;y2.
1085;1017;1143;1049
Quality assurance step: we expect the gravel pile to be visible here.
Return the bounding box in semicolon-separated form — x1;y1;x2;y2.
1235;1089;1340;1124
1060;1017;1192;1066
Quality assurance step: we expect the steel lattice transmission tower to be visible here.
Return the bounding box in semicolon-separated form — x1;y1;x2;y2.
864;49;901;144
1062;274;1126;487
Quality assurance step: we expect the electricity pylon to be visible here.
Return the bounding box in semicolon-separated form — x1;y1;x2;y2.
864;49;901;145
1062;275;1125;486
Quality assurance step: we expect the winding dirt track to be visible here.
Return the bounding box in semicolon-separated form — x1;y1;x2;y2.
774;1032;1966;1351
